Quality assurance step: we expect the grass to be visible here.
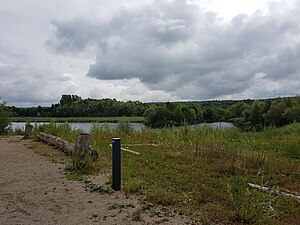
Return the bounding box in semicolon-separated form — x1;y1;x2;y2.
34;122;300;225
11;116;144;123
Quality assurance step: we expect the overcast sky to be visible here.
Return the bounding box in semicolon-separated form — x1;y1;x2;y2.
0;0;299;107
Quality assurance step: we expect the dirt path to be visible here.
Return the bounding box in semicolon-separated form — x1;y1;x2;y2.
0;136;197;225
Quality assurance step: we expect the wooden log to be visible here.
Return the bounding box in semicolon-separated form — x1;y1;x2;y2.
74;134;91;159
23;123;33;139
37;132;75;155
37;132;98;160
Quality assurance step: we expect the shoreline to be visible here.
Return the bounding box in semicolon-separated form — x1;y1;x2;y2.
11;116;145;123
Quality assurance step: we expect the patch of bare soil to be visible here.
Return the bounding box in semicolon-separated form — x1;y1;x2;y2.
0;136;199;225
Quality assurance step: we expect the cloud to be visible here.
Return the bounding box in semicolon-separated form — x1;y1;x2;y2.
47;0;300;100
0;64;77;106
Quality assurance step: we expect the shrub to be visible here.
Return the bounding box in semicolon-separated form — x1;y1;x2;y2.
0;103;10;135
116;122;133;134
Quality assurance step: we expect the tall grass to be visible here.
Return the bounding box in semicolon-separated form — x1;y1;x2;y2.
36;122;300;225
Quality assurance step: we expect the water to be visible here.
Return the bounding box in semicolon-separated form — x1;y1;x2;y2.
193;122;235;129
10;121;235;133
10;122;145;133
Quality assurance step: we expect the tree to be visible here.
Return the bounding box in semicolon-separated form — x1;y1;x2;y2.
181;106;197;124
283;104;300;123
0;99;10;134
245;101;267;130
143;105;174;128
230;102;248;118
143;107;157;127
60;95;82;105
264;99;288;127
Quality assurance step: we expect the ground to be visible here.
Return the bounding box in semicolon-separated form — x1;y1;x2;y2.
0;136;199;225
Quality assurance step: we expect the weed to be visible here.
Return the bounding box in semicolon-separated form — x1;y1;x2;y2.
141;201;154;211
227;177;276;224
107;203;135;210
65;157;89;173
13;127;24;135
36;121;300;225
132;210;142;221
26;143;37;149
284;139;300;159
123;179;143;194
116;122;134;134
83;180;114;194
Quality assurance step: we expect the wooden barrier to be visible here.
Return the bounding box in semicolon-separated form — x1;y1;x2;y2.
74;134;91;159
37;132;98;161
23;123;33;139
38;132;75;155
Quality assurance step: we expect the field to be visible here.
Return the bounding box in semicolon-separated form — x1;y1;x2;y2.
35;122;300;225
11;116;144;123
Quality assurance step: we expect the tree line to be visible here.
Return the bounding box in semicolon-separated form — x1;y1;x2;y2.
144;96;300;129
5;95;300;130
9;95;147;118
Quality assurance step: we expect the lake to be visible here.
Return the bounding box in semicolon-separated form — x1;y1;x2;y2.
10;121;235;133
10;122;145;132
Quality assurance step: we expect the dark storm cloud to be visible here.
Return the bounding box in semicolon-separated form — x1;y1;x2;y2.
48;0;300;99
47;16;101;53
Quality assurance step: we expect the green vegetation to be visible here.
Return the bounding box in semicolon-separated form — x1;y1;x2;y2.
9;95;146;118
0;99;10;134
38;122;300;225
7;95;300;130
145;96;300;129
143;103;203;127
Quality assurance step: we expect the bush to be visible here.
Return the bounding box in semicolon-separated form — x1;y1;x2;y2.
0;103;10;135
116;122;133;134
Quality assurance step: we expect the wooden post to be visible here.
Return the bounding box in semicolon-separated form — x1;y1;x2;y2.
23;123;33;139
74;134;91;159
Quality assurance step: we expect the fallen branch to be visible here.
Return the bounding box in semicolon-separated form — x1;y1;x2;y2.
123;143;158;147
109;144;141;155
248;183;300;200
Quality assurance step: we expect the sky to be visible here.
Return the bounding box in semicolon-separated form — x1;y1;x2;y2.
0;0;299;107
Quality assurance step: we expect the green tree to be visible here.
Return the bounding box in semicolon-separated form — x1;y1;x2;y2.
143;107;157;127
264;99;288;127
230;102;248;118
0;99;10;134
60;95;82;105
283;104;300;123
181;106;197;124
245;100;267;130
172;106;185;125
143;105;174;128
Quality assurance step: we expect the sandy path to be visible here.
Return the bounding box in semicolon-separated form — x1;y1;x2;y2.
0;136;197;225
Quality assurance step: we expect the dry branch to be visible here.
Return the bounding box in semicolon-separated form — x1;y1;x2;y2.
248;183;300;200
123;143;158;147
109;144;141;155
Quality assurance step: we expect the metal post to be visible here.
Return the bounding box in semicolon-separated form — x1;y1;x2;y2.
112;138;121;191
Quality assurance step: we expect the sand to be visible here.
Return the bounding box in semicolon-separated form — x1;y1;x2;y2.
0;136;199;225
